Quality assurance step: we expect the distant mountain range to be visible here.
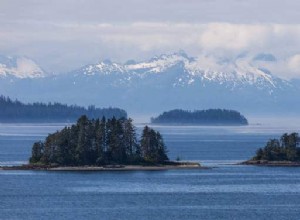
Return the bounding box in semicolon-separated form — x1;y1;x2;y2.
0;55;45;78
0;52;299;115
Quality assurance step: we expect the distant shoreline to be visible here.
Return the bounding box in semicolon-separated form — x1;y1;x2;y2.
239;160;300;167
0;162;205;171
151;109;249;126
151;123;248;126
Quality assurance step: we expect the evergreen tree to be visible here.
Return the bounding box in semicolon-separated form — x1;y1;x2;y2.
123;118;140;162
29;141;44;163
140;126;151;162
253;133;300;162
140;126;168;163
75;115;89;165
151;109;248;125
106;117;126;163
29;116;170;166
0;95;127;122
155;131;169;162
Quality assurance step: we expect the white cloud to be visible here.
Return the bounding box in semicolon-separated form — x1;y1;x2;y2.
61;22;300;55
1;20;300;79
285;54;300;78
288;54;300;71
198;23;272;51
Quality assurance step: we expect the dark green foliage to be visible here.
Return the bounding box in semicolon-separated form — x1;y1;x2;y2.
0;95;127;122
140;126;169;163
151;109;248;125
29;141;44;163
253;133;300;161
30;116;169;166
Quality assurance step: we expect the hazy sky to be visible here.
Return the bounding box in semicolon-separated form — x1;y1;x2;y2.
1;0;300;78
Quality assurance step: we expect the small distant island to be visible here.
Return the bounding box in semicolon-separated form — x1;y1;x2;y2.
242;132;300;166
0;95;127;122
151;109;248;125
1;116;201;171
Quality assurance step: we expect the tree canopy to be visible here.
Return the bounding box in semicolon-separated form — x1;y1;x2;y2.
0;95;127;122
151;109;248;125
30;116;169;166
252;133;300;161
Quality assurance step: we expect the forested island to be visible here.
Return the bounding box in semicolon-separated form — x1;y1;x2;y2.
1;116;201;171
242;133;300;166
30;115;169;166
0;95;127;122
151;109;248;125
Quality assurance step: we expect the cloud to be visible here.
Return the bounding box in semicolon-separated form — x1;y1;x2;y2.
198;23;272;51
2;0;300;24
288;54;300;71
1;20;300;79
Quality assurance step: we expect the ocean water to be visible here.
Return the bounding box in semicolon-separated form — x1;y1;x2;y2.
1;122;300;220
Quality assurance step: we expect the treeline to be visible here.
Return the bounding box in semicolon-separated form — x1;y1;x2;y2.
253;133;300;161
151;109;248;125
30;116;169;166
0;95;127;122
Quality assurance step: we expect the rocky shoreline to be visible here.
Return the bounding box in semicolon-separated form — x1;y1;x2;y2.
0;161;205;171
240;160;300;167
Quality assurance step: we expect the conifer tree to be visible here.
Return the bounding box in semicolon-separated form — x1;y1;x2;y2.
29;141;44;163
124;118;140;162
140;126;168;163
75;115;89;165
29;116;170;166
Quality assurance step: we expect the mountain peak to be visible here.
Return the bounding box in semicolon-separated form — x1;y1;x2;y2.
0;52;298;115
75;51;286;90
0;56;45;78
153;50;192;61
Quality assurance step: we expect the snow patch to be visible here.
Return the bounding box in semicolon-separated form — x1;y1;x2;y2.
74;52;288;90
0;57;45;78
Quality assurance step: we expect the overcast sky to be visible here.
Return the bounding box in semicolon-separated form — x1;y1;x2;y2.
1;0;300;78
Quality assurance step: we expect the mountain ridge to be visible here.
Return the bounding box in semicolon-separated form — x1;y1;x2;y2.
0;52;299;114
73;51;291;93
0;55;45;79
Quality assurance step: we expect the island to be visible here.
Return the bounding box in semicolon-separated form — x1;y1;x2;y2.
241;132;300;166
151;109;248;125
0;95;127;122
0;116;201;171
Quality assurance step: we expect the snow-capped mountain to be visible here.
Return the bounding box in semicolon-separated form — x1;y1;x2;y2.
0;55;45;78
77;51;289;92
0;52;299;114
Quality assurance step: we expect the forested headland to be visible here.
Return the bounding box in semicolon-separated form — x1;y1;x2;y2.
249;133;300;162
151;109;248;125
0;95;127;122
29;116;169;166
242;132;300;166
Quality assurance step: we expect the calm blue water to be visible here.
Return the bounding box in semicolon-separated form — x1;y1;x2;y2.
1;122;300;219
